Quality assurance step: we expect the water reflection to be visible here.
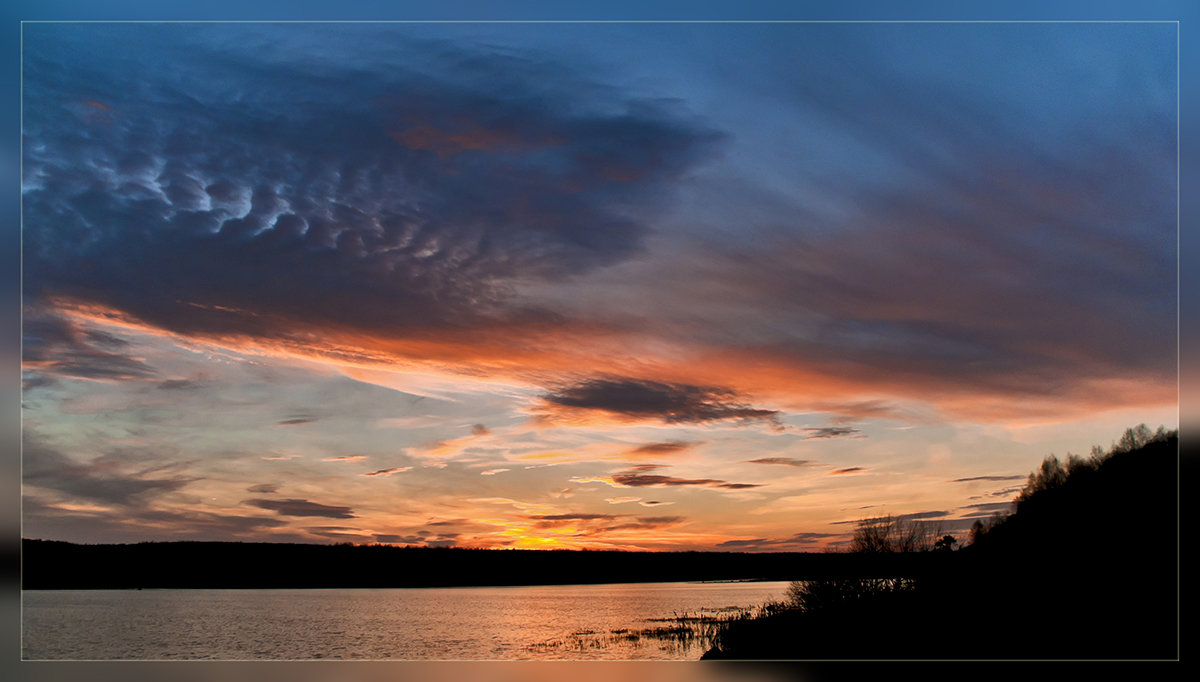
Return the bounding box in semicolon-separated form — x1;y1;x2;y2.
23;581;789;660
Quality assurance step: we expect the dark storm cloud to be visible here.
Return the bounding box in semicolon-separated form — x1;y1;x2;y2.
23;434;195;507
540;378;781;426
244;498;356;519
21;24;722;342
746;457;812;467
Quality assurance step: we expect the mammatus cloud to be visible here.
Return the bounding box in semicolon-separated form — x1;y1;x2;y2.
22;23;722;350
244;498;356;519
537;378;782;427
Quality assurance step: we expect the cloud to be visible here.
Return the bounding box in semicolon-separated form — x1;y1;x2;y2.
537;377;781;427
639;500;673;507
277;417;317;426
471;424;491;436
634;516;684;525
244;498;356;519
23;434;195;507
951;475;1026;482
746;457;813;467
22;496;298;544
528;513;619;521
157;378;202;390
480;468;509;476
22;23;722;353
608;465;762;490
802;427;862;440
716;532;837;550
626;441;701;456
322;455;367;462
21;308;157;382
828;467;867;475
246;483;278;493
362;467;411;477
833;511;952;526
959;502;1017;517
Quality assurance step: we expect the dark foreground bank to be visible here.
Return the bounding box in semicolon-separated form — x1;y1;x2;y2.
702;429;1180;660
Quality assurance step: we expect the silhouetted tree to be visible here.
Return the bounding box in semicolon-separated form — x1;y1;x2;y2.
933;535;957;552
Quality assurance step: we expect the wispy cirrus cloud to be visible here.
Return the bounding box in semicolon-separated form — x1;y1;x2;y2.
362;467;411;477
626;440;701;456
746;457;813;467
828;467;868;476
574;463;763;490
244;498;356;519
23;434;195;507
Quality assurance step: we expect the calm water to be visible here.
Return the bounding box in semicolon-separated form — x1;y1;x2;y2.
22;581;789;660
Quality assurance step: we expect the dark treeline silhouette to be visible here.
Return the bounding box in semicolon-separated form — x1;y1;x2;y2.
703;426;1179;660
21;539;944;590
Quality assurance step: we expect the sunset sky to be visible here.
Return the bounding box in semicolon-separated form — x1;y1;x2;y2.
20;21;1178;551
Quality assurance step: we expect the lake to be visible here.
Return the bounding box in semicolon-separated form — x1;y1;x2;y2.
21;581;790;660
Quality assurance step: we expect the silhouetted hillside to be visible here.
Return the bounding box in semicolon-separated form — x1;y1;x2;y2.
705;428;1179;660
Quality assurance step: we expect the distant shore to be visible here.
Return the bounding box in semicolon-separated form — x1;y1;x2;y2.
21;539;942;590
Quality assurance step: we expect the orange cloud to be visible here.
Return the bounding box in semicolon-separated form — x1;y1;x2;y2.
41;294;1176;427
